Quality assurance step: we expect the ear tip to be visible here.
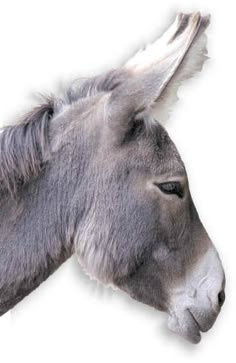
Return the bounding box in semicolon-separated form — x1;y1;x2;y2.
175;12;211;26
201;14;211;27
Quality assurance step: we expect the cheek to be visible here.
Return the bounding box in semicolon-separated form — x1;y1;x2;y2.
117;263;169;312
146;187;190;240
157;203;192;250
159;201;187;230
152;244;193;282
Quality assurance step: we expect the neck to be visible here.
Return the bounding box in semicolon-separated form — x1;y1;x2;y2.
0;158;76;315
0;101;91;315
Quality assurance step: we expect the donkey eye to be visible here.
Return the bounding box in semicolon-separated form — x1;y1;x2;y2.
157;182;184;198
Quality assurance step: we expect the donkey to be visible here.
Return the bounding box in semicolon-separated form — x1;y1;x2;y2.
0;12;225;343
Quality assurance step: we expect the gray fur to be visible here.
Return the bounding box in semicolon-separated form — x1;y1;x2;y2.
0;101;53;198
0;13;225;343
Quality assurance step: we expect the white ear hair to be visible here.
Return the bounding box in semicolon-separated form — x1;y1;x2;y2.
152;20;209;122
124;13;210;123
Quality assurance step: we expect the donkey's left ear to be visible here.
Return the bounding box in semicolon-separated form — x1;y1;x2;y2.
124;13;210;123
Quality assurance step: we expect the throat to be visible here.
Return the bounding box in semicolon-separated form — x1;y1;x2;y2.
0;238;72;316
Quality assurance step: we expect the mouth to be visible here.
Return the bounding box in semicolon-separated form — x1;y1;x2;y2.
187;309;204;342
183;309;205;344
167;309;205;344
168;306;220;344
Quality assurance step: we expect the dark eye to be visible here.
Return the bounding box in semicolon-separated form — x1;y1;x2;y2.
157;181;184;198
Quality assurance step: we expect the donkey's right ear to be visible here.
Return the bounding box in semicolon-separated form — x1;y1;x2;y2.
106;12;210;140
148;14;210;123
124;12;210;123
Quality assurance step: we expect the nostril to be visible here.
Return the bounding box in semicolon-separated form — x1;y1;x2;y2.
218;290;225;307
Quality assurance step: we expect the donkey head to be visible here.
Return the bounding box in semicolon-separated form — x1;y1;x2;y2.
66;13;225;343
0;12;224;344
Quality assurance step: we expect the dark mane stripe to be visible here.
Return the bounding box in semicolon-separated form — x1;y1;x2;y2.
58;69;127;111
0;99;54;198
0;70;125;199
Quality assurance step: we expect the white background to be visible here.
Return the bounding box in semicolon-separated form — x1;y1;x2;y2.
0;0;235;362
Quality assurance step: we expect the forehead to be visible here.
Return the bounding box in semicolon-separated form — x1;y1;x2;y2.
125;120;186;177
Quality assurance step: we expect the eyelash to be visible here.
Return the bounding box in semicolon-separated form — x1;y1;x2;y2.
157;181;184;198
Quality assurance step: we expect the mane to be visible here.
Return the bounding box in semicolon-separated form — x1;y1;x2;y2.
0;70;124;198
54;69;126;114
0;99;54;198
